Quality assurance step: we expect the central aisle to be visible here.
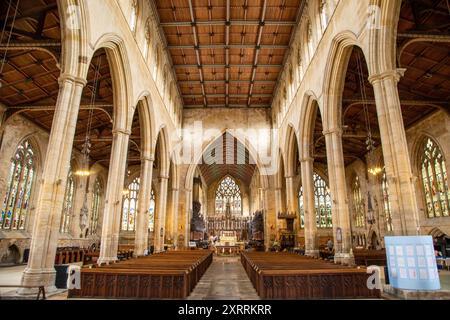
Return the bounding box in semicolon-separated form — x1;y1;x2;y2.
187;256;260;300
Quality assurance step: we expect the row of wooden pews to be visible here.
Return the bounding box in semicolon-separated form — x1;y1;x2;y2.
353;249;387;267
241;252;381;299
55;248;87;265
68;250;213;299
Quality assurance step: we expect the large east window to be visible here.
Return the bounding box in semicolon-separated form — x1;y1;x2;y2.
0;139;36;230
420;137;449;218
215;176;242;215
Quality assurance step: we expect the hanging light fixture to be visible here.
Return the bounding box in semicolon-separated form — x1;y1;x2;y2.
78;54;102;234
75;54;102;176
355;51;383;176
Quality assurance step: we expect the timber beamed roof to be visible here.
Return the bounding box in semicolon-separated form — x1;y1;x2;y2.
154;0;304;109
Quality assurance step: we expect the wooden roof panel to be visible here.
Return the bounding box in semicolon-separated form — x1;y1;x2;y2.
155;0;304;107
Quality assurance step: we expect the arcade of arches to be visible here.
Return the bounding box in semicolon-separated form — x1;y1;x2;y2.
0;0;449;299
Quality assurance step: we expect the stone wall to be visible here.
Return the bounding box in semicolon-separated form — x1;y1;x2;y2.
0;115;106;264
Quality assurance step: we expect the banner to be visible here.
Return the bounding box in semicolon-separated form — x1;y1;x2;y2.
385;236;440;290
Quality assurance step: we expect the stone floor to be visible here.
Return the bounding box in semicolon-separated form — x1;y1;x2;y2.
187;256;260;300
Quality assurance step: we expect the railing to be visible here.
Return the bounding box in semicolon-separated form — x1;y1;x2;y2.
0;285;46;300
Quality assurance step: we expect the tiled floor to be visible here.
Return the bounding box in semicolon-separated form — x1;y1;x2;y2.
187;256;260;300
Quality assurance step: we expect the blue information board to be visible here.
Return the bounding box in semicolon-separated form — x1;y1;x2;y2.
385;236;440;291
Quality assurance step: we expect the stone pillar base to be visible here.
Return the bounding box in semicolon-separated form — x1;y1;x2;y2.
335;252;355;266
18;268;57;296
97;256;118;265
305;249;320;258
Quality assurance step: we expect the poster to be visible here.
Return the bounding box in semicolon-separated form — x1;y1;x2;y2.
385;236;440;291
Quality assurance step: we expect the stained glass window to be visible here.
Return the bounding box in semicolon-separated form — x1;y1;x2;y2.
60;168;75;233
381;169;393;232
298;173;332;229
298;187;305;228
0;139;35;230
420;138;450;218
148;189;155;232
130;0;138;33
319;0;328;30
121;177;139;231
143;20;151;60
352;176;365;228
215;176;242;215
89;178;101;235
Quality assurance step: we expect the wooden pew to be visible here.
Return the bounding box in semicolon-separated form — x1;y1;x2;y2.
241;252;381;300
68;250;213;299
353;249;387;266
54;248;87;265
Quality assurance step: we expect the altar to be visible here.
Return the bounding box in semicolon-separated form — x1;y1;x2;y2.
214;230;243;256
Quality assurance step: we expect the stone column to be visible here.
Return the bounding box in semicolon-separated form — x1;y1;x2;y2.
134;155;154;256
154;176;169;252
20;74;86;293
171;188;180;249
369;70;420;236
184;189;192;248
98;129;130;264
301;157;319;257
274;187;283;234
323;128;354;265
261;187;271;251
285;176;299;235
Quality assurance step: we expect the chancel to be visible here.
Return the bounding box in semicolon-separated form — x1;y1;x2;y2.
0;0;449;301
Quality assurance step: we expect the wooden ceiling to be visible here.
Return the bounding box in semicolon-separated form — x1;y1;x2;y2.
0;0;140;169
312;0;450;167
199;132;256;185
154;0;304;108
1;0;448;178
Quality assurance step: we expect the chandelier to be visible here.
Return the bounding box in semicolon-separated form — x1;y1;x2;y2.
77;54;102;233
75;55;102;177
355;51;382;176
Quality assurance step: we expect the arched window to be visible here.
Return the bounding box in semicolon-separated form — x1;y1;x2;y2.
420;137;450;218
298;173;332;229
89;178;101;235
60;168;75;233
130;0;138;33
306;20;314;60
143;20;151;60
296;45;303;81
352;176;365;228
0;139;36;230
298;187;305;228
319;0;328;31
121;177;139;231
215;176;242;215
381;169;393;232
314;173;332;228
148;189;155;232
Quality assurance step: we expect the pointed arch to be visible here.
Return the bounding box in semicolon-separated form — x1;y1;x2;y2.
89;33;133;132
154;125;171;178
284;124;300;178
322;31;364;131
